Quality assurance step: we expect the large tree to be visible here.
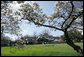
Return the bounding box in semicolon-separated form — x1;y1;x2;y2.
18;1;83;55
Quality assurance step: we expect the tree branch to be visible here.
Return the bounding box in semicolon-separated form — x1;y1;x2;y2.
65;10;83;29
33;21;63;31
27;17;63;31
61;1;74;28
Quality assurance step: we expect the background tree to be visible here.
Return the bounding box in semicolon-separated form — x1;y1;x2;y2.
38;30;54;44
37;36;49;44
61;28;83;42
21;35;36;44
1;36;10;47
39;30;50;37
33;32;37;38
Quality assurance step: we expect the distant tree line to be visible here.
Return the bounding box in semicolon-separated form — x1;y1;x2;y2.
61;28;83;42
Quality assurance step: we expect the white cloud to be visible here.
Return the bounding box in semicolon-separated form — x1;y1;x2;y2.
5;33;18;41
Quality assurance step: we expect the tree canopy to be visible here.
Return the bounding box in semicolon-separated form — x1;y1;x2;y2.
61;28;83;42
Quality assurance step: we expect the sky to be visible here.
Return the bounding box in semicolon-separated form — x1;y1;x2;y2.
37;1;55;15
5;1;64;41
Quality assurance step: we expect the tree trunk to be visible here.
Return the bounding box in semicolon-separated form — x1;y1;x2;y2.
64;30;83;55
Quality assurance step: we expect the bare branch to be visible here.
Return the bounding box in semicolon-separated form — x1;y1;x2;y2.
34;21;63;31
65;10;83;29
27;18;63;31
61;1;74;28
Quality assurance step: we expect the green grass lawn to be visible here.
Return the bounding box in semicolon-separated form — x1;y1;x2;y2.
1;43;83;56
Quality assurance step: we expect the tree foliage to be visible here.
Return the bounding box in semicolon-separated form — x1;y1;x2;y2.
61;28;83;42
1;1;22;37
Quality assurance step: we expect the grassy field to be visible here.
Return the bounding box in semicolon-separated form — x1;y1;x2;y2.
1;43;83;56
